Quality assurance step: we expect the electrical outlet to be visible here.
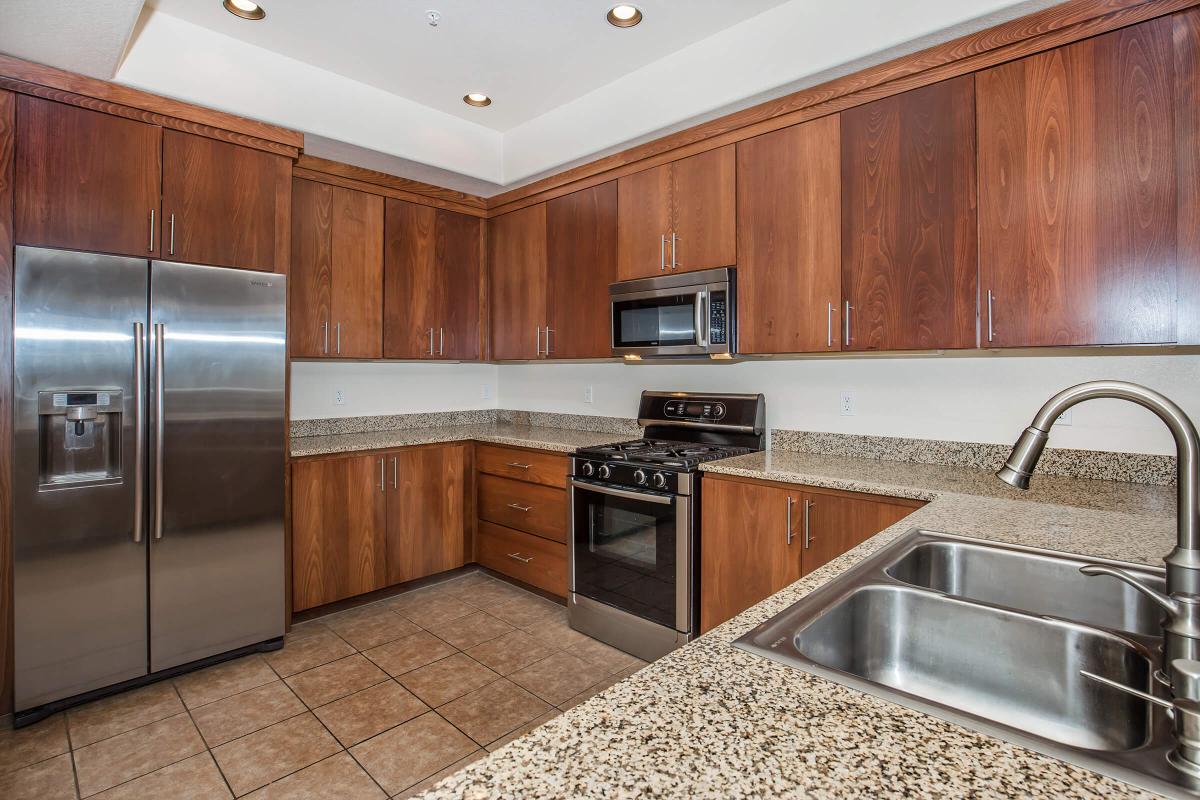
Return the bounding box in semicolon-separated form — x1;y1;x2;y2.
1056;409;1073;426
584;385;594;404
480;383;492;401
334;389;345;406
839;391;856;416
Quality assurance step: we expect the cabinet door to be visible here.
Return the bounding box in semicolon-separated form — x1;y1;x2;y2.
616;163;672;280
289;178;333;357
161;130;290;272
386;445;465;584
737;118;841;353
700;477;802;632
329;187;383;358
489;204;547;359
15;96;161;257
546;182;617;358
435;210;482;360
291;455;387;611
799;491;916;577
977;17;1179;346
670;145;736;273
841;76;978;351
383;199;438;358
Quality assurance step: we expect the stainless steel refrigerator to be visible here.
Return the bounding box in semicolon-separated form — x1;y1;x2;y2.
13;245;287;719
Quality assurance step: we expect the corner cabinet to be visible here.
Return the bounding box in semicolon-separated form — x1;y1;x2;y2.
489;203;548;360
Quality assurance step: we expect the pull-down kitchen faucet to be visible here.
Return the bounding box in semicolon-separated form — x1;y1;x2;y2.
996;380;1200;774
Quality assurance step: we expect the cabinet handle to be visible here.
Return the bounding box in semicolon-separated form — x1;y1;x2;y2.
670;232;678;270
336;323;342;355
505;461;531;469
786;496;795;546
438;327;444;356
507;552;533;563
391;456;398;489
843;300;853;346
506;503;532;512
535;326;542;356
827;302;834;348
378;458;385;492
428;327;435;356
321;321;328;354
803;498;815;549
544;327;554;355
148;209;155;252
168;213;176;256
660;234;666;272
986;290;995;343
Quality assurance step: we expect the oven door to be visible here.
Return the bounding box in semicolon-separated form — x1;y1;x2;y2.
569;478;691;632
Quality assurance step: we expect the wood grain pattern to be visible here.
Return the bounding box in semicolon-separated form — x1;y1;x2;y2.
387;444;466;584
670;145;737;272
800;490;916;576
1179;9;1200;344
978;15;1179;346
291;166;484;217
329;187;383;358
545;182;617;359
616;163;672;280
288;178;333;357
475;444;568;488
435;209;483;360
477;474;567;543
841;75;978;351
15;96;161;257
737;116;842;353
383;199;438;358
488;204;547;359
475;521;567;597
162;130;291;272
0;88;15;717
295;155;487;210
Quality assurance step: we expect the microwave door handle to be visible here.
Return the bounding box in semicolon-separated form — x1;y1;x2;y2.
695;291;709;348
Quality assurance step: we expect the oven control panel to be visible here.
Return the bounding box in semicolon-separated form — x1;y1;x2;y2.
663;400;725;421
571;458;688;495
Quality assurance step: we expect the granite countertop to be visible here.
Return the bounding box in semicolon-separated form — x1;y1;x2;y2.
289;423;624;458
421;449;1177;799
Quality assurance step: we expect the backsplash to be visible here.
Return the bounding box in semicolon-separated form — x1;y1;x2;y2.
291;410;641;439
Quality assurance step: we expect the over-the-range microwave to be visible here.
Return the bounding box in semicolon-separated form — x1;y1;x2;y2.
610;267;736;358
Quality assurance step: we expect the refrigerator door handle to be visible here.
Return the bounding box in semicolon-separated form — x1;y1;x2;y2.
152;322;166;540
132;322;145;543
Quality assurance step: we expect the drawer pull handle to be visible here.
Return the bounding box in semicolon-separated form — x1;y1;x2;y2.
506;461;532;469
506;503;532;512
507;552;533;563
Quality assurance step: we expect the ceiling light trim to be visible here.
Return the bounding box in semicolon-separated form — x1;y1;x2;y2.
607;5;643;28
463;92;492;107
223;0;266;21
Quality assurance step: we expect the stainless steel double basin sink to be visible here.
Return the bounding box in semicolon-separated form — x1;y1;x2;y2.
735;529;1196;797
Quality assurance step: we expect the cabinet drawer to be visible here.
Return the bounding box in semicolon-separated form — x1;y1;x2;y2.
478;474;566;543
476;444;567;488
476;521;567;597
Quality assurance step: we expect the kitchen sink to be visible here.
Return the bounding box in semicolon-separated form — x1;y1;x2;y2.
735;529;1200;798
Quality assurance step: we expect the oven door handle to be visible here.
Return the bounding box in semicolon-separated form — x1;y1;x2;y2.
570;478;675;505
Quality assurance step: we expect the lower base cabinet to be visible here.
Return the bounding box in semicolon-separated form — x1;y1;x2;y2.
700;475;921;632
387;444;466;584
476;520;567;596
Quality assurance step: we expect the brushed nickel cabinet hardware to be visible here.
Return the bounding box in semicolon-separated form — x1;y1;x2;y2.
786;495;795;545
827;302;834;348
428;327;435;355
335;323;341;355
506;461;531;469
506;503;532;512
670;232;678;270
545;327;554;355
507;552;533;563
321;321;329;354
843;300;853;345
987;290;995;343
148;210;155;252
438;327;444;356
660;234;666;271
391;456;398;489
803;498;814;549
168;213;176;256
378;458;385;492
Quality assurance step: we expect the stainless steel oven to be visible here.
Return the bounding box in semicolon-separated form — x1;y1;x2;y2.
610;267;735;358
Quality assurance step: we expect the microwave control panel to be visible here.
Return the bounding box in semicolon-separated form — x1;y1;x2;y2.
708;291;727;345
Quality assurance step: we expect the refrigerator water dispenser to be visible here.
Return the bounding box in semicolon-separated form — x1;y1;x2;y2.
37;390;123;489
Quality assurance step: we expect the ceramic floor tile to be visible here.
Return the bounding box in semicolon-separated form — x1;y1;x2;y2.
386;593;476;629
567;636;644;675
0;713;69;774
485;596;563;629
242;753;385;800
210;713;340;797
430;572;497;601
452;579;535;608
508;651;609;707
437;679;553;746
91;753;231;800
265;626;355;678
191;681;307;748
484;710;560;752
397;654;499;708
67;682;185;749
175;656;279;710
390;749;485;799
424;611;513;650
464;629;557;675
361;631;456;677
320;607;420;651
349;713;475;797
520;614;595;649
284;654;388;708
72;712;205;798
0;752;77;800
313;680;427;748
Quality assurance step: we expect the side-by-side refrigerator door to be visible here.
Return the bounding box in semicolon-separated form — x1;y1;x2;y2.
148;260;286;671
13;246;150;711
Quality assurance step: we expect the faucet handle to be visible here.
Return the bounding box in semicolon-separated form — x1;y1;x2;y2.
1173;660;1200;700
1079;564;1180;616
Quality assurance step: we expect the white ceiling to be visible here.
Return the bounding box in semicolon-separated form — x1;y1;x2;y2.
0;0;144;78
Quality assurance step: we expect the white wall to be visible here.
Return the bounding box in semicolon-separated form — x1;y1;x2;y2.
291;361;498;420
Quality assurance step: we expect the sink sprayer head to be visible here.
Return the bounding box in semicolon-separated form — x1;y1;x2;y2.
995;426;1049;491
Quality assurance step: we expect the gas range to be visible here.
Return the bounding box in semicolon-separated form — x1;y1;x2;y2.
573;439;755;494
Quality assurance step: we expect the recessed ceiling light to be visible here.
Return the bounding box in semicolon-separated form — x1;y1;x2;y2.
463;93;492;107
607;5;642;27
223;0;266;20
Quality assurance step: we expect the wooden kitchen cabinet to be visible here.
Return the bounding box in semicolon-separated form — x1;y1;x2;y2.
617;145;736;280
291;454;387;612
737;116;841;354
289;178;383;358
15;96;162;258
799;488;917;577
977;16;1182;347
386;444;466;584
545;182;618;359
489;203;547;359
383;199;482;360
840;76;978;351
478;474;567;543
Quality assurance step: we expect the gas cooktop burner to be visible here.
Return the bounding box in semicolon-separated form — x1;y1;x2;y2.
576;438;754;469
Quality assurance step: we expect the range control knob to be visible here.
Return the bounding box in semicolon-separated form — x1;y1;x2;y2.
598;464;612;480
633;468;648;485
581;462;595;476
652;471;668;489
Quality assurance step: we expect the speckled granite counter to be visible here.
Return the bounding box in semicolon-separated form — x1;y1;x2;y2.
290;423;625;458
419;449;1176;799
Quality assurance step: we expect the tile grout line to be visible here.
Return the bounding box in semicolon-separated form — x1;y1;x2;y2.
172;680;238;800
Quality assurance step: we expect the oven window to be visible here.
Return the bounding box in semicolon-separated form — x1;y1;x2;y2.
572;485;677;628
612;294;697;348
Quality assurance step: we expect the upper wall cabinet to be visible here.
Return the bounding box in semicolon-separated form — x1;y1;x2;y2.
383;199;482;360
977;15;1188;347
161;129;291;273
840;75;978;351
490;203;548;360
546;182;618;359
290;178;383;358
737;116;841;354
617;145;736;280
15;96;162;258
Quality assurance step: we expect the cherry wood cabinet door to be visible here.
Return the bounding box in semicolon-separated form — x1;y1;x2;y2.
977;16;1180;347
15;96;161;257
670;145;736;273
289;178;333;358
386;444;466;584
329;187;383;358
435;210;482;360
489;204;547;359
546;182;617;359
841;76;978;351
700;477;801;633
383;199;438;358
161;129;290;272
291;455;387;612
737;117;841;354
798;490;917;577
616;163;672;280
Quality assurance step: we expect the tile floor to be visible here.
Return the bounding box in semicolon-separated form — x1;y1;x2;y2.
0;570;648;799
